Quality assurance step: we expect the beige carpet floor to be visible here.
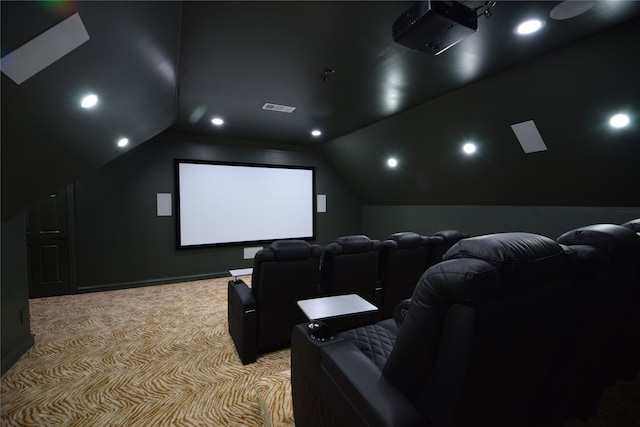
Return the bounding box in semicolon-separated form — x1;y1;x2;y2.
2;277;638;426
1;277;294;427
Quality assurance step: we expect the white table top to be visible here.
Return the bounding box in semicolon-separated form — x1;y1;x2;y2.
297;294;378;321
229;268;253;277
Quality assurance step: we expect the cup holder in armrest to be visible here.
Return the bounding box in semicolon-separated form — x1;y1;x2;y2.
307;321;335;342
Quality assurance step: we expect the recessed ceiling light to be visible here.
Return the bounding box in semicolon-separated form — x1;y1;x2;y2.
117;138;129;147
311;129;322;137
81;94;98;108
462;142;477;155
211;117;224;126
609;113;630;128
387;157;398;168
516;19;544;35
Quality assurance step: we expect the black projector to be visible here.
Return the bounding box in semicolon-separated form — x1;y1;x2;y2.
393;1;478;55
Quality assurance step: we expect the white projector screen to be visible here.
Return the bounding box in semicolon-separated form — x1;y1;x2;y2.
175;160;315;248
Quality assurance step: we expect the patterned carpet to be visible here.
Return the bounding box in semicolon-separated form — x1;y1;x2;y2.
1;277;294;427
2;277;638;426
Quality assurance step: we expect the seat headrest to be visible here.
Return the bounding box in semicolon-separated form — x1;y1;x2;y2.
621;218;640;233
385;232;427;249
424;258;505;306
334;235;380;254
557;224;640;260
444;232;566;279
432;229;470;244
256;240;321;262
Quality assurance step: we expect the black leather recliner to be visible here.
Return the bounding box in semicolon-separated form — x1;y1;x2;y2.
227;239;322;365
621;218;640;234
556;224;640;418
427;229;470;267
291;232;573;427
378;232;431;319
318;235;382;306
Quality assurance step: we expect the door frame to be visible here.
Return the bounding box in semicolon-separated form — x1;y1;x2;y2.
65;183;78;294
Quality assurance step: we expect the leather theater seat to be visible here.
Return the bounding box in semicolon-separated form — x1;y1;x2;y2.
377;232;431;319
556;224;640;419
318;235;382;307
621;218;640;234
427;229;470;267
291;232;573;427
228;239;322;364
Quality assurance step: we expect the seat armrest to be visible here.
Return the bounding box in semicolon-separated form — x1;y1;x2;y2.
321;340;426;427
228;280;258;364
229;279;256;310
373;279;384;317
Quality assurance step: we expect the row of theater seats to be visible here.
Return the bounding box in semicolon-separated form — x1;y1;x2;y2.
320;229;470;318
227;230;469;364
291;219;640;427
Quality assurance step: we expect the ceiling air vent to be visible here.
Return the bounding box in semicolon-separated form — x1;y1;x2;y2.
262;103;296;113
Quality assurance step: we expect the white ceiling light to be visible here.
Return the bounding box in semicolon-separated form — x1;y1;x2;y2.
609;113;630;129
211;117;224;126
81;94;98;109
387;157;398;168
516;19;544;35
311;129;322;137
117;138;129;147
462;142;477;155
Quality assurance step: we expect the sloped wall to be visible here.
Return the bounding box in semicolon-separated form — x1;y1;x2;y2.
322;18;640;207
1;214;34;375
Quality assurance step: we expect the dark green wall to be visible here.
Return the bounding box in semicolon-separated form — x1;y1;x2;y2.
363;205;640;242
321;18;640;207
72;132;361;291
1;213;34;375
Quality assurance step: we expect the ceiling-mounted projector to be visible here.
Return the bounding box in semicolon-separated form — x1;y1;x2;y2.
393;1;478;55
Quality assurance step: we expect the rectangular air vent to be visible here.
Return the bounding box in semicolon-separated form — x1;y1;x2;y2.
262;103;296;113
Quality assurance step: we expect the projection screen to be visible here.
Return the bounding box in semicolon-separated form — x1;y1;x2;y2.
175;160;315;248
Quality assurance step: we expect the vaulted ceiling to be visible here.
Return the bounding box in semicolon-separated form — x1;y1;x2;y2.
2;1;640;221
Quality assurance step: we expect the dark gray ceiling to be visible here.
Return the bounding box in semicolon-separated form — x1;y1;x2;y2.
323;14;640;207
174;0;640;143
2;1;640;220
1;1;182;221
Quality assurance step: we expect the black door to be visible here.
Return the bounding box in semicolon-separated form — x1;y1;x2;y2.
27;187;74;298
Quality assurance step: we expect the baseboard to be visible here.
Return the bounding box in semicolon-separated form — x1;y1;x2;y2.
1;333;35;376
77;271;232;294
